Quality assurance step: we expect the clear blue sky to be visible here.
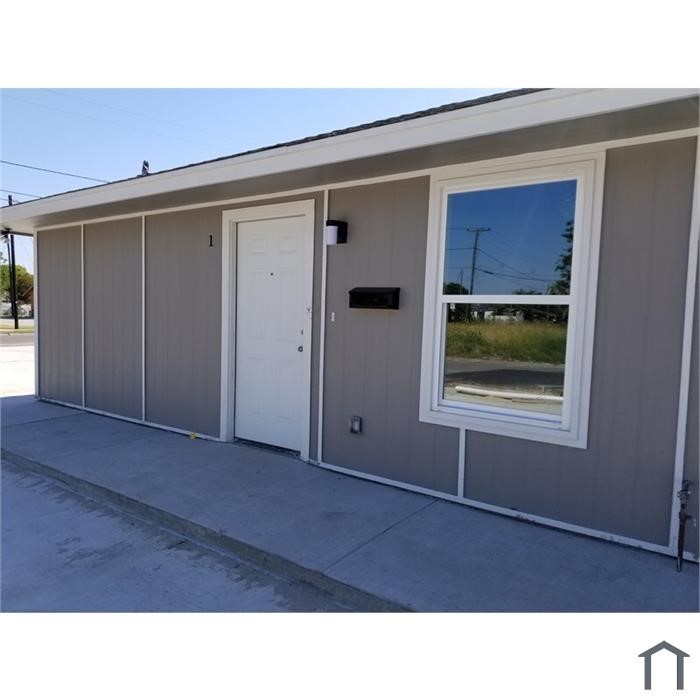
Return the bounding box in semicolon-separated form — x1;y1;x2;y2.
0;88;501;272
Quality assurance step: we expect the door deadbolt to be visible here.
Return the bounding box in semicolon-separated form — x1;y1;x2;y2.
298;346;304;352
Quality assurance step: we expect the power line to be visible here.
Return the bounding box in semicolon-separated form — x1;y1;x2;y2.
14;235;34;270
448;225;563;267
476;248;557;280
43;88;233;143
0;188;40;199
480;230;526;259
0;196;32;206
475;267;558;284
0;159;108;183
4;94;227;151
446;264;555;283
446;247;559;283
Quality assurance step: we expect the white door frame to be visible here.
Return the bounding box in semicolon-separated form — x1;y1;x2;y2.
220;199;315;460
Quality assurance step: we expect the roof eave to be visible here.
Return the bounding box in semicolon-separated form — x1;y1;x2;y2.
2;87;698;232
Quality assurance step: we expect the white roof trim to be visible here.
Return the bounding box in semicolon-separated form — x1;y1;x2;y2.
1;88;697;229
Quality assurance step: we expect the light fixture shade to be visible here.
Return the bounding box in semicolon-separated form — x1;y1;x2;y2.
325;224;339;245
325;219;348;245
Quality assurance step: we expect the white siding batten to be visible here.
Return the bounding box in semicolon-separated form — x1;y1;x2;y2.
141;216;146;421
80;223;85;408
668;135;700;555
457;428;466;498
316;189;329;463
33;231;39;397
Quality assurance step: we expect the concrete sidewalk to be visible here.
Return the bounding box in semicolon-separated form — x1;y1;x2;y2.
0;339;34;397
2;395;698;612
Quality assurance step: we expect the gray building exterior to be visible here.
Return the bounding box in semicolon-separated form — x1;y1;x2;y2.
3;88;698;560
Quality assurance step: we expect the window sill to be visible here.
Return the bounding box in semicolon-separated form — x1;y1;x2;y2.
419;404;588;448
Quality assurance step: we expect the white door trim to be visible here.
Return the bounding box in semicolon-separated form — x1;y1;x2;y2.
220;199;315;460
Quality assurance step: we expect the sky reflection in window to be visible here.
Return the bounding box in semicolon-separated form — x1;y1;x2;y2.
443;180;577;295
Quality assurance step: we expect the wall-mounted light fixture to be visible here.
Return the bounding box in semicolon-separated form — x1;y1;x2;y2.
325;219;348;245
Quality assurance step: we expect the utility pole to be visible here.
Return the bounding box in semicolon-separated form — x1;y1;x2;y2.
2;190;20;329
463;226;491;322
2;229;19;329
466;226;491;294
10;232;18;329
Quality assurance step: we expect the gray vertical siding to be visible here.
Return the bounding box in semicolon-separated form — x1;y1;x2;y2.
38;193;323;446
682;275;699;556
464;137;697;546
84;218;142;418
145;208;222;436
323;178;460;493
36;226;83;405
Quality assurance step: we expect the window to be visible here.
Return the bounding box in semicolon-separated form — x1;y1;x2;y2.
419;155;605;447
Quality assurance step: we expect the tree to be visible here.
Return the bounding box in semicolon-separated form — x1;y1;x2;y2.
1;263;34;308
512;288;567;324
549;219;574;296
444;282;469;321
443;282;468;295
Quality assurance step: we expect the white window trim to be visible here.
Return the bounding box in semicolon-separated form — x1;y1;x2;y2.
419;152;606;448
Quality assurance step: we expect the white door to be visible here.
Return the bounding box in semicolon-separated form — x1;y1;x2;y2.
235;215;306;451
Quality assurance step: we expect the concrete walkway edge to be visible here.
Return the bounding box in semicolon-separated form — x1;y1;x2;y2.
2;448;410;612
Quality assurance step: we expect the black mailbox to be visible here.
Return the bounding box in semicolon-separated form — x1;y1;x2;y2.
348;287;400;310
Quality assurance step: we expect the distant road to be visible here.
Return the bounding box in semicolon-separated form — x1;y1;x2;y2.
444;356;564;390
0;333;35;347
0;318;34;330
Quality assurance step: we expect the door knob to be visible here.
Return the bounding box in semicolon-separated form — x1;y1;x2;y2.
298;346;303;352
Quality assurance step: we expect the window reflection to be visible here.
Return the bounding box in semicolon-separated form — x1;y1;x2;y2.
442;304;568;416
443;180;576;295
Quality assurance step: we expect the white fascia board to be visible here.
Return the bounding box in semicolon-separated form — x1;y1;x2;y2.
1;88;697;230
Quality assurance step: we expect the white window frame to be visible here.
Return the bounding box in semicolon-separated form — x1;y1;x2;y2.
419;152;606;448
